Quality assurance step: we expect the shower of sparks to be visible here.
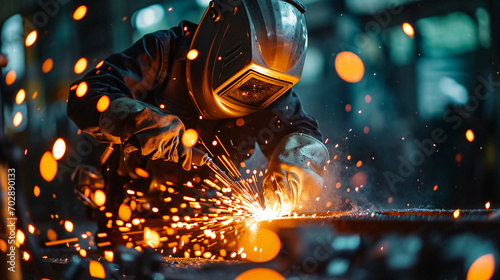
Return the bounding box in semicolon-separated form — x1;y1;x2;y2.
73;136;279;260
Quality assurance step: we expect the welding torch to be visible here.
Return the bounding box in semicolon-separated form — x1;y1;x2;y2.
191;147;239;186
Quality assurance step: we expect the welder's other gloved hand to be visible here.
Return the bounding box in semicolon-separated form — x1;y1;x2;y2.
263;133;329;216
99;97;192;170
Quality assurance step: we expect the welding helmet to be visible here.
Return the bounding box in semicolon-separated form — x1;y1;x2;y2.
186;0;308;119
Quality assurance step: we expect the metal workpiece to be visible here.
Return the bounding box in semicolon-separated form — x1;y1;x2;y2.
257;209;500;237
40;208;500;280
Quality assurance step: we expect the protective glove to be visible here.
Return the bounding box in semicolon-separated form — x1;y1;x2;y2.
99;97;192;170
263;133;329;216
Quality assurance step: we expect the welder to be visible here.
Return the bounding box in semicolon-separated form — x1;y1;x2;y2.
67;0;328;218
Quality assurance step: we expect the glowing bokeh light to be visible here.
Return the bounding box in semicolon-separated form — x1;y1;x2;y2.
135;167;149;178
76;81;88;97
351;171;368;188
453;209;460;219
80;249;87;257
466;129;475;142
485;202;491;209
94;190;106;207
236;118;245;126
16;230;25;247
23;251;30;261
47;229;57;241
118;204;132;221
13;112;23;127
240;228;281;263
15;89;26;104
182;129;199;148
104;251;114;262
365;94;372;103
89;260;106;279
235;268;284;280
52;138;66;160
74;57;88;74
65;221;74;232
144;227;161;248
96;60;104;69
5;70;16;86
0;239;6;253
73;5;87;21
187;49;199;60
466;254;495;280
25;30;37;47
42;58;54;73
402;22;415;37
335;51;364;83
40;152;57;182
96;95;110;112
34;185;40;197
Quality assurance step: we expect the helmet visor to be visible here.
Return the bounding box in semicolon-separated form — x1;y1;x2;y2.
226;77;284;107
220;70;292;108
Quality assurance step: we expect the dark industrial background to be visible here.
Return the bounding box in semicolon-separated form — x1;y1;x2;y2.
1;0;500;279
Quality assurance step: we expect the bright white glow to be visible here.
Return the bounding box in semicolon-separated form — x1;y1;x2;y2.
133;4;165;30
301;47;324;84
476;8;491;49
1;14;25;78
196;0;211;7
439;77;469;105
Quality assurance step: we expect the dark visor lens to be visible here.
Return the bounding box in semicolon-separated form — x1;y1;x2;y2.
226;77;284;107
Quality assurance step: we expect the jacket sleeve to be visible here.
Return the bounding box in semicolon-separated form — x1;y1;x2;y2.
67;32;171;142
242;89;324;160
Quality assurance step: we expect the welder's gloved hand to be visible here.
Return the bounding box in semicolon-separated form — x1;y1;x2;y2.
99;97;192;170
263;133;329;216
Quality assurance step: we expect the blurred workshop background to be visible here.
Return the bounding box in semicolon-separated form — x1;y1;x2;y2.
1;0;500;276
